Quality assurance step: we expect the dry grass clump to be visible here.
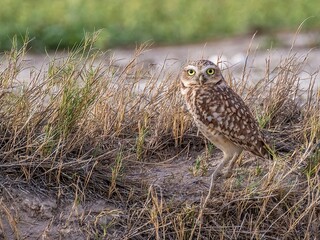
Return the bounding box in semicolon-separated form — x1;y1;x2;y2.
0;33;319;239
0;34;183;177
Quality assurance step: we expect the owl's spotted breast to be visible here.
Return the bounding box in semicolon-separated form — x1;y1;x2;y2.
189;82;270;159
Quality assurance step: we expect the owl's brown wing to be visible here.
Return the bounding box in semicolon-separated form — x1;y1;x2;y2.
194;84;272;159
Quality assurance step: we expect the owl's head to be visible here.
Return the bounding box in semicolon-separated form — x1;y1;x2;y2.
180;60;224;88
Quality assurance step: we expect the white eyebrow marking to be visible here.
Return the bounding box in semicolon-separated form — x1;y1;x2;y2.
203;66;217;71
184;65;197;71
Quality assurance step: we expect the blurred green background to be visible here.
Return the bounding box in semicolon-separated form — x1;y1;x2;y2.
0;0;319;52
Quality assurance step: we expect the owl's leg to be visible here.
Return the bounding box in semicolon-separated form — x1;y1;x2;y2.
224;151;242;178
210;152;233;180
211;148;242;180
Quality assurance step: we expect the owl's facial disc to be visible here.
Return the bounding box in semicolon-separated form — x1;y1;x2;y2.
181;61;222;88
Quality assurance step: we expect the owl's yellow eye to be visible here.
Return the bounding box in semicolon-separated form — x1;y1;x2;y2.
206;68;215;75
187;69;196;76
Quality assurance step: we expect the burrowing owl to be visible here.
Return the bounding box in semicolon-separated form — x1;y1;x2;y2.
180;60;272;179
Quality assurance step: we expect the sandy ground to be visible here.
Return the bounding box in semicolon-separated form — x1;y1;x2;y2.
0;32;319;239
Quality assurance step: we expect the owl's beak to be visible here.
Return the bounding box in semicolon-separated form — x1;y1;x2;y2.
199;74;205;85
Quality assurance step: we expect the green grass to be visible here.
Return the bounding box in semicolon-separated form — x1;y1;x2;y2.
0;0;319;51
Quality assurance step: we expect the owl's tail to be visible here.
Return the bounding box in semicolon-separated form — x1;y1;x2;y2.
254;140;274;160
261;129;298;157
262;142;275;160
